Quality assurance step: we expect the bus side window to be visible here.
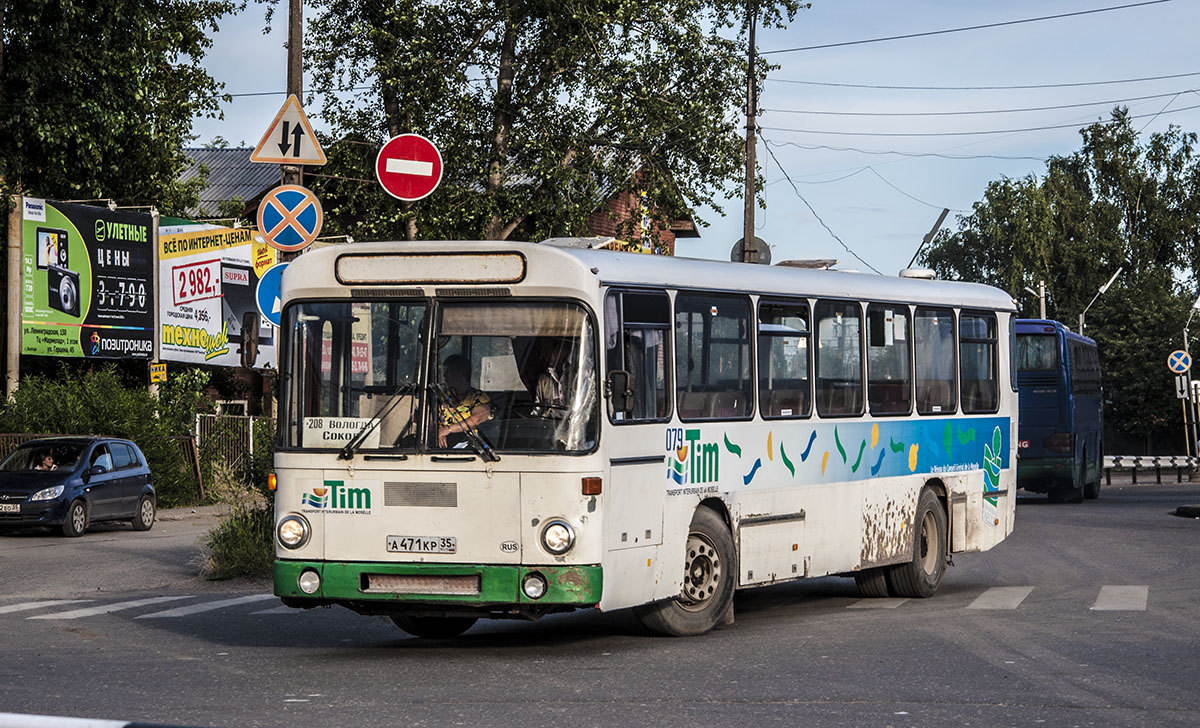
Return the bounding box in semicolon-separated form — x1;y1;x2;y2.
675;292;753;421
867;304;912;416
758;300;811;419
605;291;671;422
814;300;864;417
960;311;998;413
915;307;956;415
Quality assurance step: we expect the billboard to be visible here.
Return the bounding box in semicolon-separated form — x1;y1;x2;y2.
158;223;277;368
20;198;155;358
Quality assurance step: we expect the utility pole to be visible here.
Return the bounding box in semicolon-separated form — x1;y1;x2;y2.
1037;280;1046;319
282;0;303;191
6;195;21;399
742;0;758;264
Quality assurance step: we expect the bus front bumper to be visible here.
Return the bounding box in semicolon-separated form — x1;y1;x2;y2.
274;560;603;608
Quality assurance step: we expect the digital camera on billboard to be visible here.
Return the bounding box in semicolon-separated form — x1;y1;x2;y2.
36;227;69;270
47;264;81;318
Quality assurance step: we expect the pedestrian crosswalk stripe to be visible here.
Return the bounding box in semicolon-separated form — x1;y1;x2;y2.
848;598;910;609
137;594;276;619
967;586;1034;610
251;605;300;615
0;600;94;615
1091;585;1148;611
27;596;193;620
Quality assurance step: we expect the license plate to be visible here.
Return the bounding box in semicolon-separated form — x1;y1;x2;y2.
0;503;19;513
387;535;456;554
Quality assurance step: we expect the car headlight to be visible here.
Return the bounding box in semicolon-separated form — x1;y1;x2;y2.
540;519;575;555
30;485;65;502
277;515;311;549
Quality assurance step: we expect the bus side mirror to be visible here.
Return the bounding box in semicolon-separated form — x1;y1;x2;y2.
607;370;634;415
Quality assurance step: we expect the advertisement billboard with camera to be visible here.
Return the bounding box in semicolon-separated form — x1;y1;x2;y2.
20;199;154;359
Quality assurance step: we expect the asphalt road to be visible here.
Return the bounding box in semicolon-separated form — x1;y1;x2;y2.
1;483;1198;727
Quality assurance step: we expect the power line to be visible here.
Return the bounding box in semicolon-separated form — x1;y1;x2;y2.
865;167;967;212
766;70;1200;91
762;89;1194;118
761;0;1176;55
764;139;1046;162
760;135;882;275
762;100;1200;137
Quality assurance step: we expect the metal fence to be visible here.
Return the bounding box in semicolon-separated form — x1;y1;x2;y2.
1104;455;1199;484
194;414;272;469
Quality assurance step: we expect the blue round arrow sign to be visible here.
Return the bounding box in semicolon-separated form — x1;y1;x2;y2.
256;262;288;328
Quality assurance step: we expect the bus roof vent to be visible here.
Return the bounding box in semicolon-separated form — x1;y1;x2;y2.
898;267;937;280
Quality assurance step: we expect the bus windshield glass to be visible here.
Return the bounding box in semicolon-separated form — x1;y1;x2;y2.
1016;334;1058;371
283;300;428;450
431;301;597;453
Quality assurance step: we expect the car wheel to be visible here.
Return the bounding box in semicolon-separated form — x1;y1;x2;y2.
61;499;88;538
390;615;478;638
886;488;947;598
132;495;156;531
634;506;736;636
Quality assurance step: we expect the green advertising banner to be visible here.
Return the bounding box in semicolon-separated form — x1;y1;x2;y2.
20;198;154;358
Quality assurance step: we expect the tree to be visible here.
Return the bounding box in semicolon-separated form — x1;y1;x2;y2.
300;0;801;242
0;0;236;212
922;108;1200;445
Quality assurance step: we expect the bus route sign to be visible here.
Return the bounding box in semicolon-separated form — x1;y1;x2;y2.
1168;350;1191;374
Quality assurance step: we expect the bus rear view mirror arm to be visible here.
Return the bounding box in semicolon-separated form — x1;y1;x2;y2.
607;370;634;414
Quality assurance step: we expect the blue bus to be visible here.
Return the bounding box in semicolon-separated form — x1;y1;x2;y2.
1014;319;1103;502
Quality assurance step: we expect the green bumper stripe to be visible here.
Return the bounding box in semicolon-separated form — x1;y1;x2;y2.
275;560;603;606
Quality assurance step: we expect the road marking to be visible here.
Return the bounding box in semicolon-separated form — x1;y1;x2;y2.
385;158;434;176
967;586;1034;610
137;594;277;619
0;600;94;615
1092;585;1148;611
28;596;193;620
252;605;309;614
848;598;910;609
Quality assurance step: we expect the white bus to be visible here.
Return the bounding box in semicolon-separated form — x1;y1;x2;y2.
272;240;1016;637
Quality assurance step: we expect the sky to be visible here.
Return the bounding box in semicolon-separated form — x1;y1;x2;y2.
189;0;1200;280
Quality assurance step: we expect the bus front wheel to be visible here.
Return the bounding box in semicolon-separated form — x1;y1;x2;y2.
886;488;947;598
390;615;478;639
635;506;736;637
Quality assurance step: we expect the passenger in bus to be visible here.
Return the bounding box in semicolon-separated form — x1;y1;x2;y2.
532;338;570;418
437;354;493;447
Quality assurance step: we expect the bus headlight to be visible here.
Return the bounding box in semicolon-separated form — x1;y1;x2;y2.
298;569;321;594
522;572;548;599
540;519;575;555
277;515;311;549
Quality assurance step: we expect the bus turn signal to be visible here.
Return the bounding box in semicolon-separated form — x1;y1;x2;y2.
582;477;602;495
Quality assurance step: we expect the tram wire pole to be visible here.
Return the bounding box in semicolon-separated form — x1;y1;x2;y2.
742;0;758;264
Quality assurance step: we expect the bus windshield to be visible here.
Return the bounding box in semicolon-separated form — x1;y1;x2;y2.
1016;334;1058;371
282;298;597;453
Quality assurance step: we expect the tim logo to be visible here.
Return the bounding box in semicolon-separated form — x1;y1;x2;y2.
301;480;372;514
666;428;719;485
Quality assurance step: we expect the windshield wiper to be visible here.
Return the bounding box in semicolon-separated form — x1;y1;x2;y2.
338;382;417;460
429;383;500;463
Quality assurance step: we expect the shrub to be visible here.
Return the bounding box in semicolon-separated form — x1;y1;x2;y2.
202;461;274;579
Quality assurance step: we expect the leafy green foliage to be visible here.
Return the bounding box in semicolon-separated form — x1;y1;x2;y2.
923;109;1200;442
0;0;235;213
0;365;212;506
301;0;801;242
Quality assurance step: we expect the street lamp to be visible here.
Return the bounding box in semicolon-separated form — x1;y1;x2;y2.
1078;267;1123;332
1023;280;1047;319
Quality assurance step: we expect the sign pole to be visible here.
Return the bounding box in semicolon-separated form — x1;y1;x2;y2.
5;195;21;398
148;207;160;397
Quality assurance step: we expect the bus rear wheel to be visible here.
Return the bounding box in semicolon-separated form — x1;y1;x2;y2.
635;506;735;637
886;488;947;598
390;615;478;639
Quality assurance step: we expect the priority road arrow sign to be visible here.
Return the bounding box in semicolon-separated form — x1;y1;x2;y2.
250;94;328;166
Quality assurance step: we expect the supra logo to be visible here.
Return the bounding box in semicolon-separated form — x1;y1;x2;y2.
301;480;372;514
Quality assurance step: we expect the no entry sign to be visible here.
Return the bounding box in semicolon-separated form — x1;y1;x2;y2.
375;134;443;201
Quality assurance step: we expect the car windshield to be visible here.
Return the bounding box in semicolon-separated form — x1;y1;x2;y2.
0;442;86;472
